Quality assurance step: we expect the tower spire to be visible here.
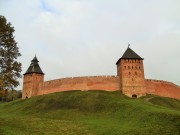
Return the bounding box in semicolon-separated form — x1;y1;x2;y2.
24;56;44;75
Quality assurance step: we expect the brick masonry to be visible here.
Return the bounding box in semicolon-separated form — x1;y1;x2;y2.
22;74;180;99
22;48;180;99
117;59;146;98
145;79;180;99
37;76;120;96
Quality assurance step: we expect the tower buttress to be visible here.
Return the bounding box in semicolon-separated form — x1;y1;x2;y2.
22;56;44;99
116;46;146;98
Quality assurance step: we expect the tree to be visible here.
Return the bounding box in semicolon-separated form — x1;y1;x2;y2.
0;15;22;97
0;89;22;102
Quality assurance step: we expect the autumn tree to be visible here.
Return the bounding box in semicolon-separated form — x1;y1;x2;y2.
0;15;22;101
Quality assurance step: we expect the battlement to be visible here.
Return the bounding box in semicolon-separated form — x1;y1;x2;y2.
43;75;118;84
145;79;179;88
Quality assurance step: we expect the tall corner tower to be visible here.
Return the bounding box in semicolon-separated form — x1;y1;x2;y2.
22;56;44;99
116;46;146;98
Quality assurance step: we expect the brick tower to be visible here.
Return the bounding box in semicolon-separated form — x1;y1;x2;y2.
116;46;146;98
22;56;44;99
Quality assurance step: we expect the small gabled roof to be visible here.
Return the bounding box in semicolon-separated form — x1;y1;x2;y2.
24;56;44;75
116;47;143;65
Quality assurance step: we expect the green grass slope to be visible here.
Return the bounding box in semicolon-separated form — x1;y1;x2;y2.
0;91;180;135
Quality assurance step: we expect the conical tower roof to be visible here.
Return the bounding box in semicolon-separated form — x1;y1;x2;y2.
116;46;143;65
24;56;44;75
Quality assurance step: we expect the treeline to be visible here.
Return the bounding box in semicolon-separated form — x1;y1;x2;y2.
0;90;22;102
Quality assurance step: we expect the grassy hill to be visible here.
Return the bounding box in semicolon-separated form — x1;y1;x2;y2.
0;91;179;135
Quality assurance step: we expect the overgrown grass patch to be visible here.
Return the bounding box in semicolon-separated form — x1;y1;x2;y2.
0;91;179;135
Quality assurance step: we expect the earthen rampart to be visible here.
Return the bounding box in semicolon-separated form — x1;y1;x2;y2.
145;79;180;99
37;76;120;95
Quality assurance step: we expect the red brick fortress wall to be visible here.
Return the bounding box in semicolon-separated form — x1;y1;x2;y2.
37;76;120;96
145;79;180;99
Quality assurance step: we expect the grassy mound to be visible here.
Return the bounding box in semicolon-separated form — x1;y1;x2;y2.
0;91;179;135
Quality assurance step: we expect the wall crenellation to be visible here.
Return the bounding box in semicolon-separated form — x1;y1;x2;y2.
44;76;118;84
146;79;179;88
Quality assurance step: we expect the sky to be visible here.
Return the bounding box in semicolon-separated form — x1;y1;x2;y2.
0;0;180;90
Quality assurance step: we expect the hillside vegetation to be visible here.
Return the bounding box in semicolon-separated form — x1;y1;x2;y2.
0;91;179;135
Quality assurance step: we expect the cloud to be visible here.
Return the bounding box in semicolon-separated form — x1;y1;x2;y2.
0;0;180;89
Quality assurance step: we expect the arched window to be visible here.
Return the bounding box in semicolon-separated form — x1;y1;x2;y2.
124;66;126;69
135;72;137;75
129;72;131;75
132;66;133;69
139;66;141;69
128;66;130;69
132;78;133;81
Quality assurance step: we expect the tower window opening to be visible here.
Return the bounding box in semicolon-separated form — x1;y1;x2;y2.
129;72;131;75
135;72;137;75
139;66;141;69
124;66;126;69
128;66;130;69
132;78;133;81
132;66;133;69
